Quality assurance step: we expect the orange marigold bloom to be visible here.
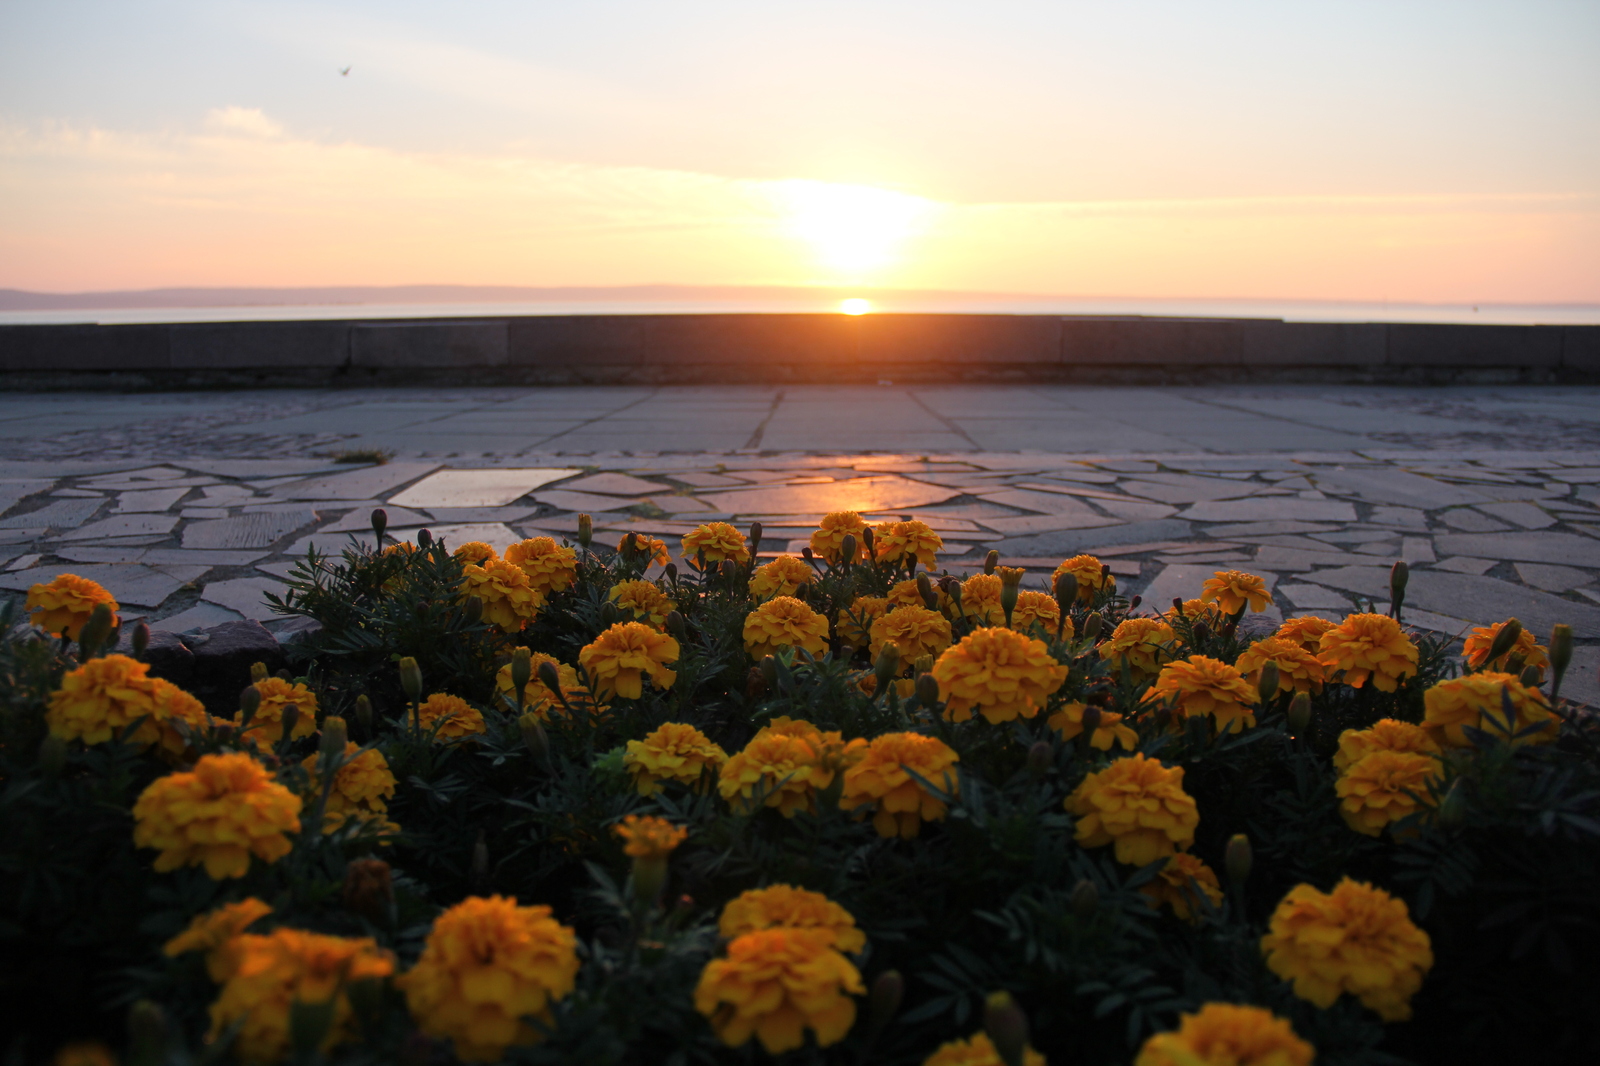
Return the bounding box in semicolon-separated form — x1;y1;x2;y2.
133;752;302;879
149;679;212;758
495;654;605;719
744;596;830;659
837;596;889;648
1047;701;1139;751
236;676;319;745
608;578;677;627
46;654;159;747
933;627;1067;724
1333;718;1439;773
840;732;960;839
26;573;118;641
460;559;543;632
452;540;498;566
681;521;750;567
887;577;954;615
1422;672;1556;748
1273;615;1337;653
395;895;579;1062
958;573;1004;625
718;885;867;954
1319;613;1418;692
625;721;727;795
302;742;398;832
1141;853;1224;923
1260;878;1433;1021
164;897;274;981
1200;570;1273;615
1101;618;1178;681
617;532;671;566
1235;637;1326;696
1135;1003;1313;1066
504;537;578;597
925;1032;1046;1066
415;692;487;740
872;519;943;570
809;511;870;563
869;605;954;672
1337;750;1440;837
613;814;688;859
1142;655;1261;734
1167;598;1226;628
719;718;858;817
1012;590;1067;636
749;555;814;600
1053;554;1115;605
1067;753;1199;866
1462;620;1550;678
694;928;864;1054
579;621;680;699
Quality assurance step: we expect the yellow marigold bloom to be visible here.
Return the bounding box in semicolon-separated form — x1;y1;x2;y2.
933;628;1067;724
1047;701;1139;751
1011;590;1066;636
1319;613;1418;692
579;621;681;699
681;521;751;567
1260;878;1433;1022
505;536;578;597
396;895;579;1062
1462;620;1550;677
1168;597;1226;628
718;885;867;954
1274;615;1337;653
608;578;677;627
924;1032;1046;1066
164;897;274;981
1142;655;1260;734
26;573;118;641
744;596;830;659
617;532;671;566
840;732;960;839
809;511;870;563
1101;618;1178;681
1235;637;1326;696
868;606;953;671
1337;750;1440;837
624;721;727;795
452;540;498;565
749;555;814;600
212;928;395;1063
872;519;943;570
1053;554;1115;605
1141;852;1225;923
719;719;856;817
613;813;688;858
460;559;542;632
1067;753;1199;866
416;692;487;739
302;742;397;832
132;752;302;880
1201;570;1273;615
694;928;864;1054
46;654;160;747
958;573;1004;625
52;1043;116;1066
837;595;888;648
1422;672;1556;748
495;654;605;719
1135;1003;1313;1066
1333;718;1439;773
887;577;954;615
236;676;318;745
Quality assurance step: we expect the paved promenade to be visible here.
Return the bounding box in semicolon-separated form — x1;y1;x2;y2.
2;383;1597;703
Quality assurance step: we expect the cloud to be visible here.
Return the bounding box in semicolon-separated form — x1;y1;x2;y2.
204;107;284;139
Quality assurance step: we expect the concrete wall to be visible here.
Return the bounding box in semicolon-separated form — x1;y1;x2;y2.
1;314;1596;387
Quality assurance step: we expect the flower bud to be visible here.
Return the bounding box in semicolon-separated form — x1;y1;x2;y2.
371;508;388;542
1437;778;1468;828
1257;660;1280;704
865;970;904;1042
416;528;432;549
1129;594;1142;610
1225;833;1252;891
748;522;763;554
839;533;857;566
666;610;687;642
621;531;639;558
238;684;262;727
342;858;394;922
398;656;423;702
801;545;815;562
469;830;490;890
536;661;563;699
760;654;780;690
999;576;1020;627
250;661;270;683
77;602;115;658
1173;598;1185;615
36;733;67;777
1388;560;1409;618
983;991;1029;1066
984;549;1000;575
127;1000;168;1066
1504;653;1526;678
511;648;532;700
746;665;768;700
278;704;300;745
1485;618;1523;667
355;694;373;733
1079;704;1102;744
1287;691;1312;737
915;672;941;706
873;643;901;697
916;572;937;610
1192;621;1212;644
719;558;737;580
1026;740;1052;779
519;712;549;762
913;654;934;676
1080;612;1103;643
997;566;1024;589
1520;664;1543;687
664;562;678;582
319;716;348;763
861;525;875;557
463;595;484;624
577;513;593;548
1071;878;1099;919
599;601;622;626
1550;624;1574;698
131;621;150;661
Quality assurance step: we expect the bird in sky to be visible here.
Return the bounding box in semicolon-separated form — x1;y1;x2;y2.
339;66;351;76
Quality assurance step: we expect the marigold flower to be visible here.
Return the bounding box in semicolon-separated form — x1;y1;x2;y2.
460;559;542;632
958;573;1004;625
579;621;680;699
133;752;302;879
452;540;498;565
1167;598;1226;627
1421;672;1556;748
718;885;867;954
608;578;677;627
681;521;750;567
867;608;949;675
1463;620;1550;677
613;814;688;859
235;677;319;745
617;532;671;566
1319;613;1418;692
809;511;871;563
924;1032;1046;1066
1135;1003;1313;1066
1047;701;1139;751
933;628;1067;724
1053;554;1115;605
749;555;815;600
302;742;397;832
164;898;274;981
1101;618;1178;681
1011;590;1067;636
1260;878;1433;1021
1235;637;1326;696
1067;753;1199;866
1200;570;1273;615
840;732;960;838
888;577;954;615
504;536;578;598
495;654;605;719
1141;853;1225;923
744;596;830;659
1273;615;1337;653
396;895;579;1062
26;573;118;641
46;654;160;747
1142;655;1260;734
838;596;889;648
1332;718;1439;773
624;722;727;795
694;928;864;1054
1337;750;1440;837
872;519;943;570
719;718;857;817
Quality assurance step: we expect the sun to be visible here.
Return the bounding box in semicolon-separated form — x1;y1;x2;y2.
839;298;871;315
777;180;936;280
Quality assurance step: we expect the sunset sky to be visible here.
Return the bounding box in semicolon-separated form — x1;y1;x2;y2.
1;1;1597;302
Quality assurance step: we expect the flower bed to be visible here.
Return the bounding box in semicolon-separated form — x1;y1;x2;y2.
4;512;1598;1065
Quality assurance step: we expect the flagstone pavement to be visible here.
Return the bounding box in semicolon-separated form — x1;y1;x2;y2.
2;383;1598;705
